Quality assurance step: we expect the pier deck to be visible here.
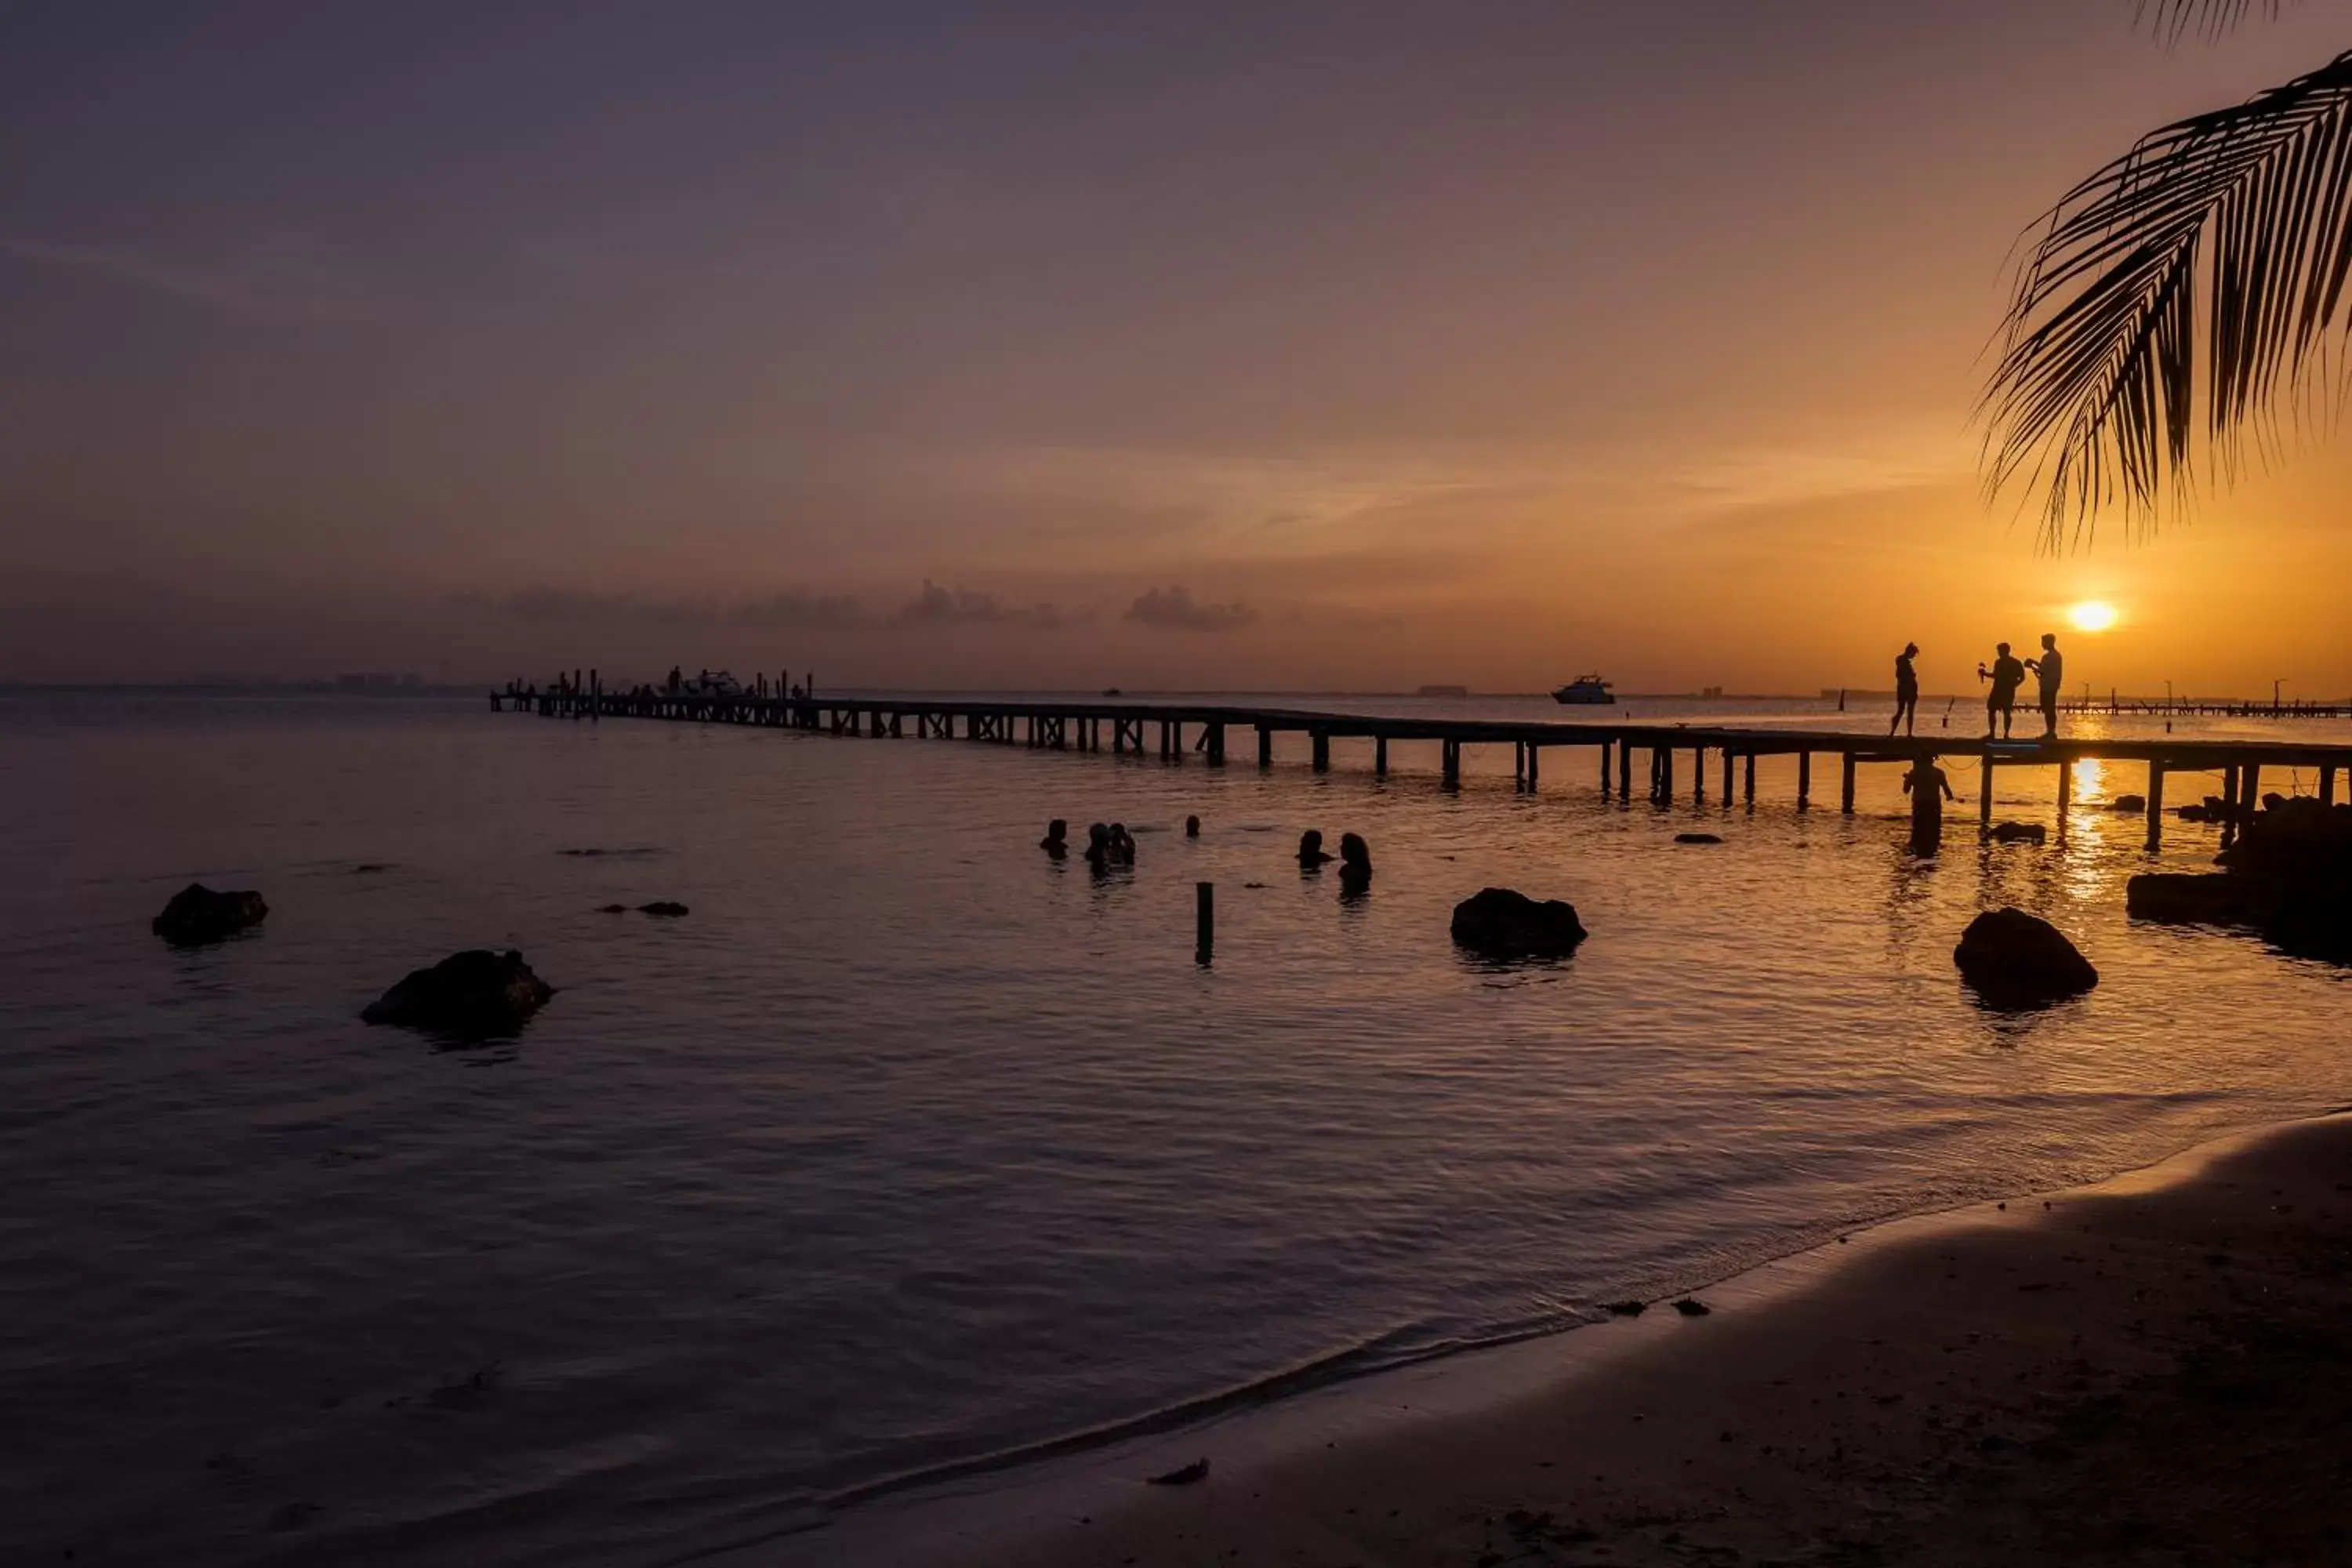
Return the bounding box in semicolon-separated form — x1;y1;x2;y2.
504;683;2351;850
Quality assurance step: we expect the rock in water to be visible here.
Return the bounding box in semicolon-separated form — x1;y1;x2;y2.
638;902;689;917
2125;873;2257;927
361;949;554;1035
152;884;268;946
1674;832;1723;845
1952;909;2097;1009
2107;794;2147;814
1987;822;2047;844
1450;887;1588;960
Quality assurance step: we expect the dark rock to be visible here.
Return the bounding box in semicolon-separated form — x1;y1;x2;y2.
361;949;554;1035
353;863;390;874
1674;832;1723;845
2194;798;2352;960
1450;887;1588;960
1148;1457;1209;1486
597;903;629;913
1672;1298;1711;1317
1603;1300;1647;1317
2106;794;2146;814
2126;873;2257;927
152;883;268;946
1953;908;2098;1008
638;902;689;917
1988;822;2047;844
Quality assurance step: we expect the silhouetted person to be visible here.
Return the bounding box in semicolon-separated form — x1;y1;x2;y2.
1083;822;1112;871
2024;633;2063;740
1298;829;1334;868
1185;815;1200;838
1338;832;1372;895
1890;642;1920;737
1978;642;2025;739
1040;819;1068;858
1109;822;1137;866
1903;754;1958;854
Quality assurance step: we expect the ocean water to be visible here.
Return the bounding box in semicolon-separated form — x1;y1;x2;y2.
3;688;2347;1566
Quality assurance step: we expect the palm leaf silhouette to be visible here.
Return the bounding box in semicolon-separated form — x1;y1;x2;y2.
1986;44;2352;545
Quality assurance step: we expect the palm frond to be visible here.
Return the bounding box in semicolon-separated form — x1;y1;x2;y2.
1984;49;2352;546
2137;1;2290;42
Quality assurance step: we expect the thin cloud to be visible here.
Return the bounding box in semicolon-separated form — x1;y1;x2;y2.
0;235;375;322
478;586;872;629
892;579;1084;628
1124;585;1256;633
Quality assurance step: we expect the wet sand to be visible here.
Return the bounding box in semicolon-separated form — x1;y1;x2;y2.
807;1111;2352;1568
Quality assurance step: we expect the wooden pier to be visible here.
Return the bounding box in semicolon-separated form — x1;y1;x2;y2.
503;681;2352;851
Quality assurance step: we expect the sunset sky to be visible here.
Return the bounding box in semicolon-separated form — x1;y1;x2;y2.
5;2;2350;694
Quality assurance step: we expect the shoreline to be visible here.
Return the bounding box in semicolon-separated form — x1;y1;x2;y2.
744;1109;2352;1567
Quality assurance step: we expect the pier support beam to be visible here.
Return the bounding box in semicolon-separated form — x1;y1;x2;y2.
1207;724;1225;766
1599;741;1611;797
1797;752;1811;811
1980;757;1995;825
1375;735;1388;778
1312;731;1330;773
2146;764;2165;851
1526;743;1539;791
1693;747;1707;804
1443;739;1461;788
1258;725;1272;768
2241;761;2262;826
1720;748;1733;806
1657;746;1674;804
2323;764;2337;806
1744;752;1756;808
2056;756;2071;832
1618;741;1632;801
1840;753;1857;815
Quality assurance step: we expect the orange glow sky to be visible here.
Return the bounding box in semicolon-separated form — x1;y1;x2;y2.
3;2;2350;694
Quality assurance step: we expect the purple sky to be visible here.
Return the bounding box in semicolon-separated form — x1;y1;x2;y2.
5;2;2350;691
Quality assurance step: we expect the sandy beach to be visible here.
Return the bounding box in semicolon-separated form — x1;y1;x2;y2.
799;1109;2352;1568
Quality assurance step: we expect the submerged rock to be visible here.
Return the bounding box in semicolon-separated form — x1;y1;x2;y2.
1450;887;1588;960
638;901;689;917
361;949;554;1035
1674;832;1724;845
153;884;268;946
2106;794;2147;814
1952;908;2097;1009
1988;822;2047;845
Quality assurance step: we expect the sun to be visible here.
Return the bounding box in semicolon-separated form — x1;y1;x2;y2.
2067;600;2119;633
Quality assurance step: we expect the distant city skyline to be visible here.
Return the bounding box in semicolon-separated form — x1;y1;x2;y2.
5;2;2351;692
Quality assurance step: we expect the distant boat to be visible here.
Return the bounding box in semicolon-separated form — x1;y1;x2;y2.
1552;674;1616;706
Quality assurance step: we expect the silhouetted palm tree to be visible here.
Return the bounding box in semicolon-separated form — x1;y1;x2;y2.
1984;0;2352;545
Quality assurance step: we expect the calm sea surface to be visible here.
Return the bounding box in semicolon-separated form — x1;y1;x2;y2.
4;688;2347;1566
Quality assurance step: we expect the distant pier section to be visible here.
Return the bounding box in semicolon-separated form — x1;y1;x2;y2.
503;677;2350;851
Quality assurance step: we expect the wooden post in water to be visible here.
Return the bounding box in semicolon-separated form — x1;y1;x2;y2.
1599;740;1611;797
2241;761;2261;827
1743;752;1756;808
2221;764;2240;848
2146;763;2165;851
1797;751;1810;810
1196;881;1214;965
1840;753;1857;815
1312;731;1330;773
1720;748;1733;805
1693;747;1706;804
2056;755;2071;832
2323;764;2337;806
1657;746;1674;803
1207;723;1225;767
1375;735;1388;777
1526;743;1540;790
1443;739;1461;788
1980;757;1995;825
1258;725;1272;768
1619;740;1633;800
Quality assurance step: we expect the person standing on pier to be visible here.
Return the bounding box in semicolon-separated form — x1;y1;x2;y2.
1889;642;1920;737
2024;633;2063;741
1978;642;2025;739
